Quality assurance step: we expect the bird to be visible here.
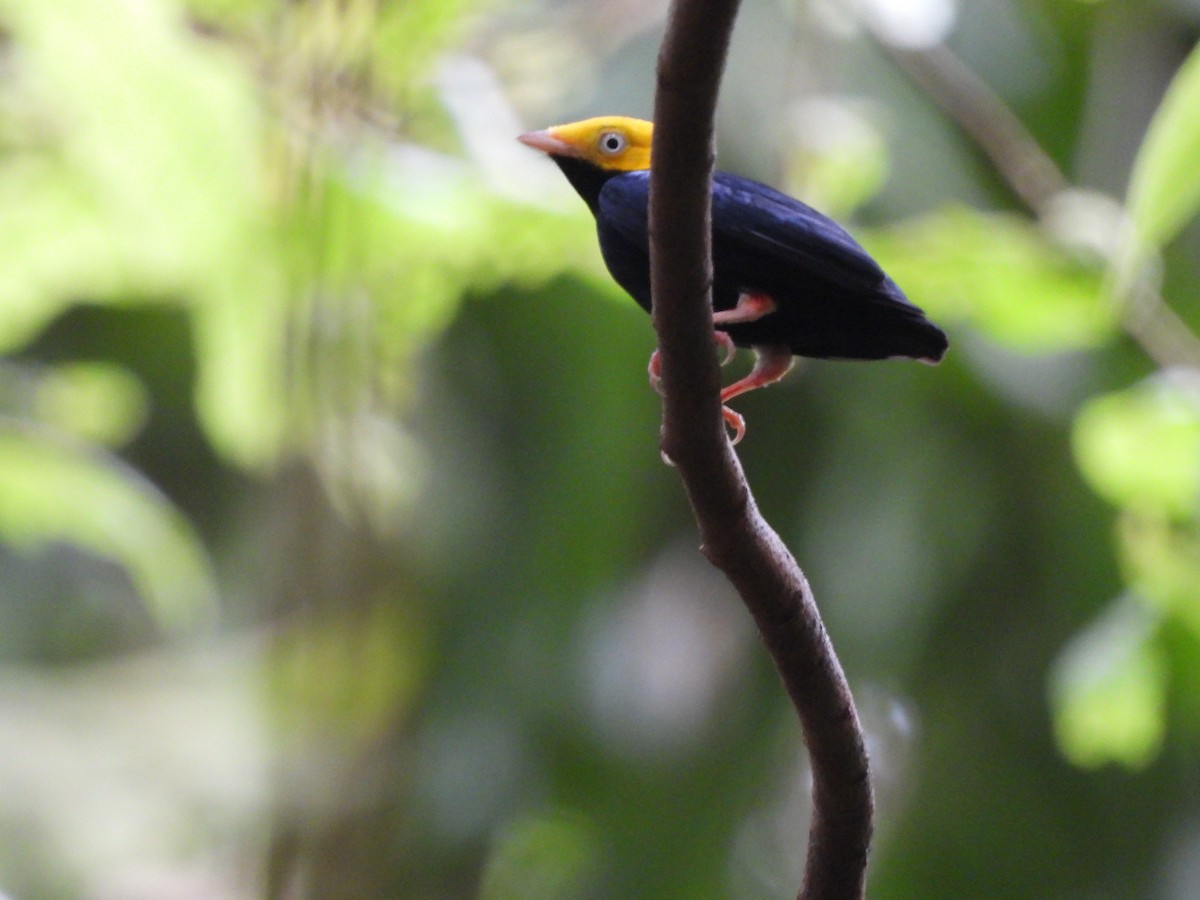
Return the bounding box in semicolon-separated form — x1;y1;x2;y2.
517;116;947;442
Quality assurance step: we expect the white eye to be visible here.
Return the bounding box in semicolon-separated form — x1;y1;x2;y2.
598;131;627;155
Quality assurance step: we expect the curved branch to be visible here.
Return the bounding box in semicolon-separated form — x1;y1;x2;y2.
649;2;873;898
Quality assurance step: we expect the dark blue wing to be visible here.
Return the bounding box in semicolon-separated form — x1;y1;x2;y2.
709;173;886;292
596;170;886;294
595;168;947;361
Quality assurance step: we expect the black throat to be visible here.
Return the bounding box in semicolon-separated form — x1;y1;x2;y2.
551;156;620;213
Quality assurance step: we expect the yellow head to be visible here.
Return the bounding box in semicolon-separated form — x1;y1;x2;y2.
518;116;653;172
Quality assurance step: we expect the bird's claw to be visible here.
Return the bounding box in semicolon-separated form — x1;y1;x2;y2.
649;332;736;396
650;338;747;443
715;330;737;367
722;405;746;445
648;349;665;396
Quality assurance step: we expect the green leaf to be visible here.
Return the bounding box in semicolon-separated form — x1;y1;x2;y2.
864;207;1114;351
480;811;599;900
0;162;120;352
190;259;290;470
0;424;217;632
1050;599;1166;769
182;0;274;29
0;0;268;289
283;145;604;406
267;602;430;745
0;0;288;467
374;0;486;97
1126;41;1200;249
1117;513;1200;640
30;362;149;449
1072;378;1200;518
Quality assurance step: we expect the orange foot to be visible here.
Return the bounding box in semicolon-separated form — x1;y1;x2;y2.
719;345;794;445
647;330;737;396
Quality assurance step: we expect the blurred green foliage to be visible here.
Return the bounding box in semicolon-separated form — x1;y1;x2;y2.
1;0;1199;896
0;425;216;632
1074;378;1200;520
480;811;600;900
1127;40;1200;251
866;206;1114;350
1051;597;1167;769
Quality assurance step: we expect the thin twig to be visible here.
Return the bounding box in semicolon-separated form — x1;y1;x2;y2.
882;43;1067;215
650;2;873;898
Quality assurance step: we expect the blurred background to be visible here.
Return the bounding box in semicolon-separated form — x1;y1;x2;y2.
1;0;1199;896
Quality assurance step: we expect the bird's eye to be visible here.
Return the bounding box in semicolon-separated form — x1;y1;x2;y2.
598;131;627;155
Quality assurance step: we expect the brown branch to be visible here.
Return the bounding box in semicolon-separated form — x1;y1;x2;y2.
649;2;873;898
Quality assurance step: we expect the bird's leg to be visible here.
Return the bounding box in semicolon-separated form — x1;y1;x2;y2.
720;345;795;403
714;329;737;365
647;297;784;444
712;291;776;326
648;330;738;396
719;345;794;445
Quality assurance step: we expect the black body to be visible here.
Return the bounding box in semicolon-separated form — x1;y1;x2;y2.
552;156;948;362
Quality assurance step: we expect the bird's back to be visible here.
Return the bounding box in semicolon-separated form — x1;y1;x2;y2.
596;169;947;363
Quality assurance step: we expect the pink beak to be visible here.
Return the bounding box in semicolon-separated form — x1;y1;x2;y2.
517;129;577;157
